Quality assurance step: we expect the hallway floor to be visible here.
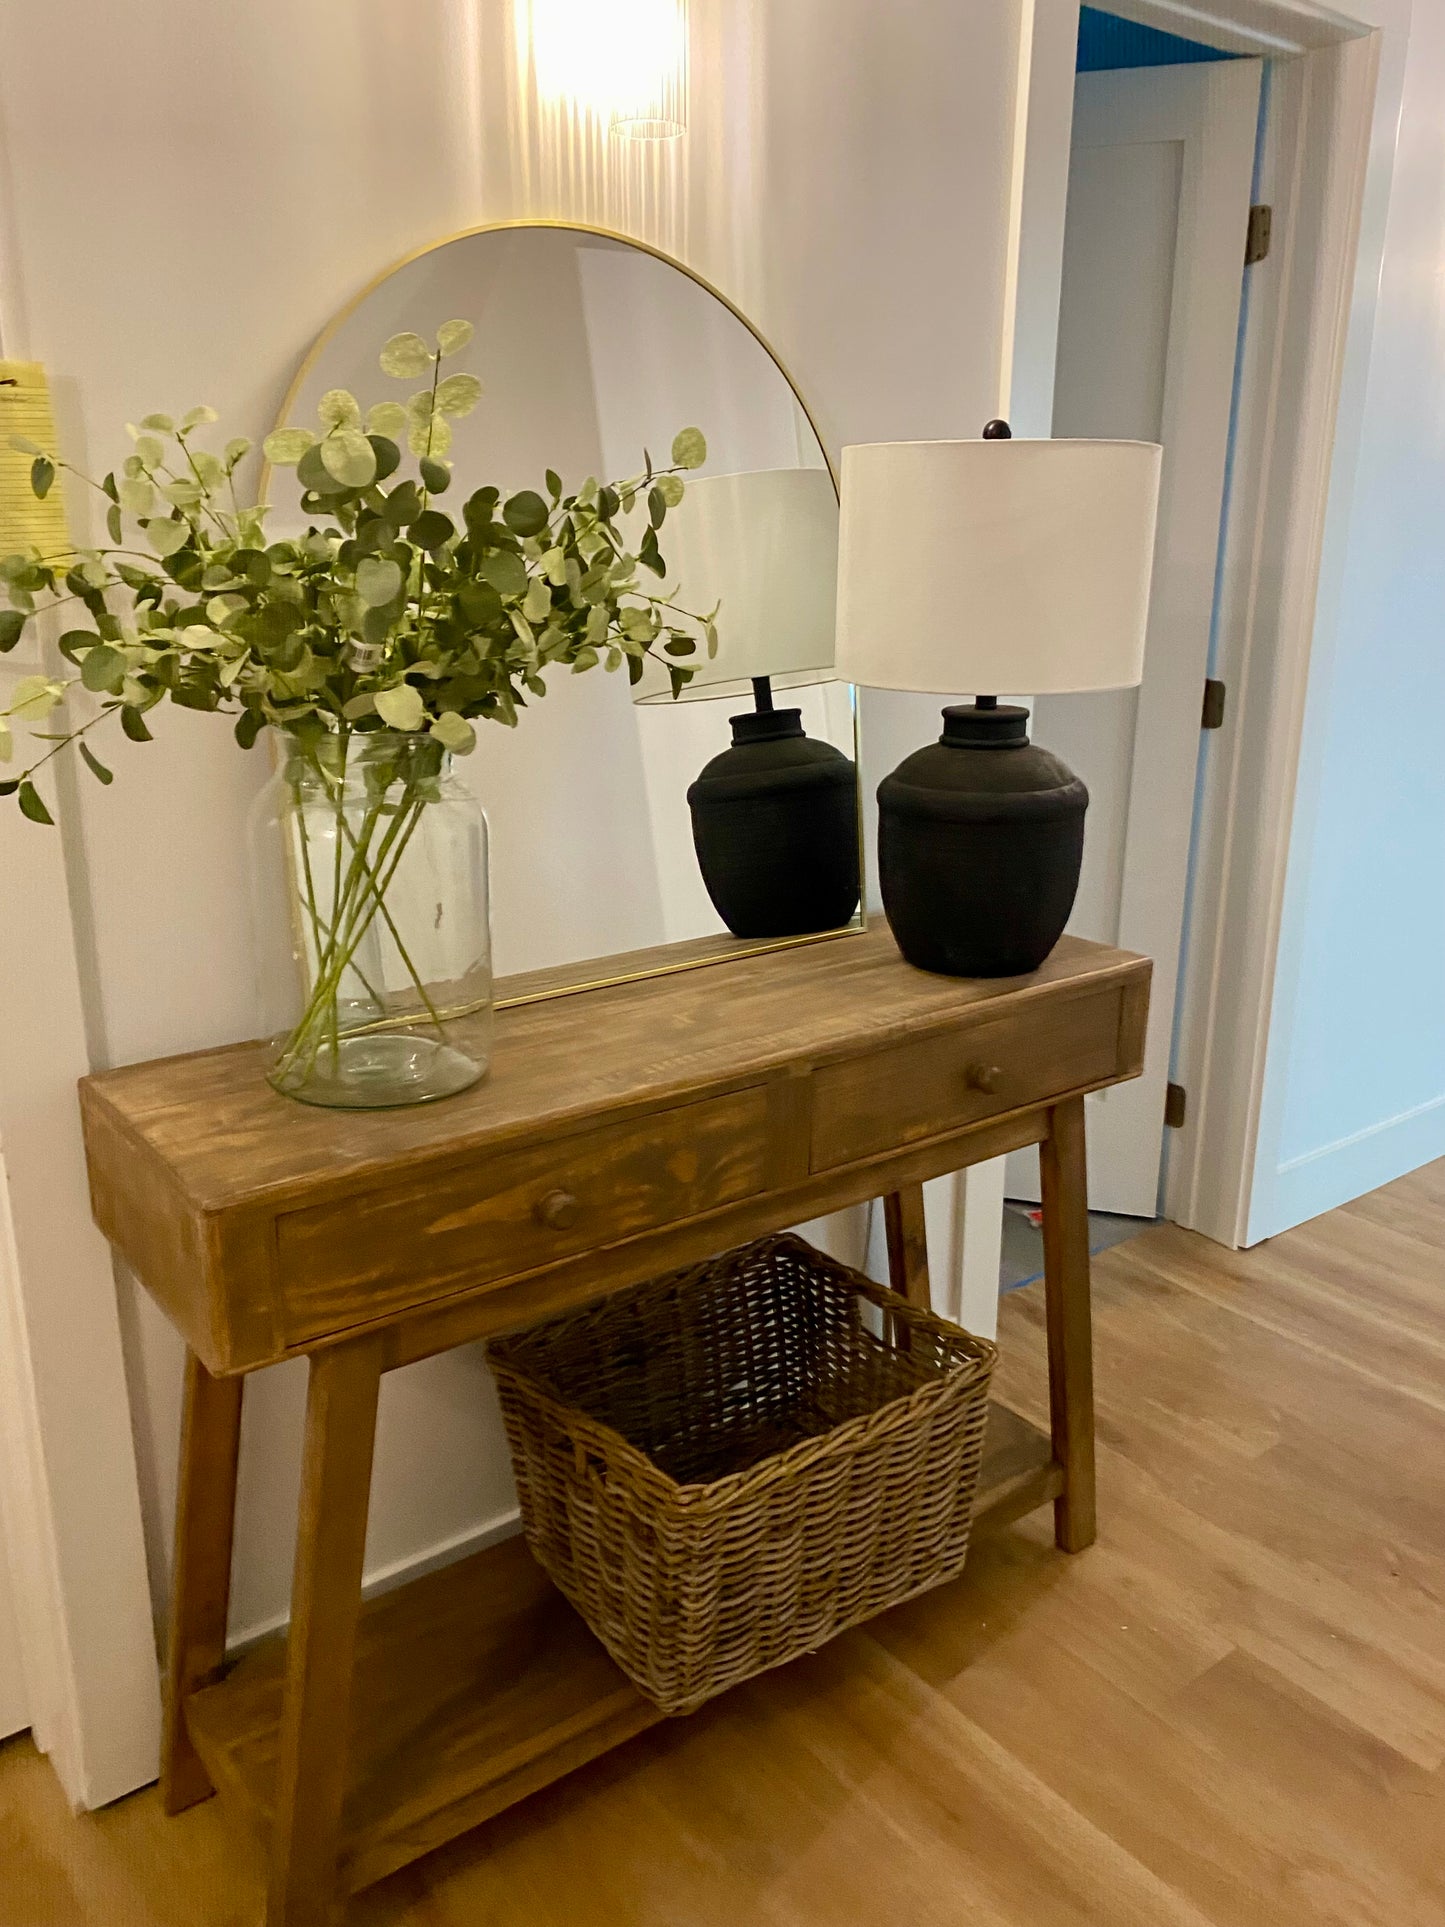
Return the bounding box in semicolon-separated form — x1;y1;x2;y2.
4;1158;1443;1926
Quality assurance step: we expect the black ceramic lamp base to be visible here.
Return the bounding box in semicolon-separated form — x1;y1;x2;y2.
877;702;1088;978
687;707;861;940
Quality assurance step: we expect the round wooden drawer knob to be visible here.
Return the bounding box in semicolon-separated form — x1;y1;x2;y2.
964;1062;1003;1095
535;1189;581;1231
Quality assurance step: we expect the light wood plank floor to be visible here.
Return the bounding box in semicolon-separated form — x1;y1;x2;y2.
4;1157;1444;1926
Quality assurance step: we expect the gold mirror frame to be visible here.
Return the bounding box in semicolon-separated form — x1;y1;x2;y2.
265;220;866;1012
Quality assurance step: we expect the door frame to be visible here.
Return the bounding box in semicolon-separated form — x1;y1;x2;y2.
1009;0;1410;1246
1015;54;1264;1219
0;243;164;1800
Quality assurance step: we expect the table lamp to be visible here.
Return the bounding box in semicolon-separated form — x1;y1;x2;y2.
635;466;860;939
835;424;1161;977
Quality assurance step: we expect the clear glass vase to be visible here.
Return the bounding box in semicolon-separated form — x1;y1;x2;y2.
249;729;493;1109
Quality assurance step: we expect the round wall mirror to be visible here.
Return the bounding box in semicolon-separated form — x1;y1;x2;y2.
272;223;863;1005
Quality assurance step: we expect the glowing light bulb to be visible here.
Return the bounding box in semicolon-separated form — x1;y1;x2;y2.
519;0;689;139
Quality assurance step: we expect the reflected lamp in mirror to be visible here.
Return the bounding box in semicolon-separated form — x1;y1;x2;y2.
836;424;1161;978
634;467;860;941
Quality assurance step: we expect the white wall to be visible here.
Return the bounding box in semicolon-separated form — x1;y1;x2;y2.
1247;2;1445;1237
0;0;1024;1666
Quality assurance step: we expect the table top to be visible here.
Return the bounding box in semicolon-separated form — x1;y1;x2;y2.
81;927;1148;1219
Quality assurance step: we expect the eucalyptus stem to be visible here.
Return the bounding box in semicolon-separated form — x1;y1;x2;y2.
292;799;386;1025
271;787;390;1083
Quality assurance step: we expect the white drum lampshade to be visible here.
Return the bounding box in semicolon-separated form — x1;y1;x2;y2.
835;437;1161;696
633;465;839;705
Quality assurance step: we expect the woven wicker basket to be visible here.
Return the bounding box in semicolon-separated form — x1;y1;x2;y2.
488;1233;997;1715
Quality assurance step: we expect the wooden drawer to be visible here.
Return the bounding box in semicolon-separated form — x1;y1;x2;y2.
810;986;1125;1171
275;1085;772;1345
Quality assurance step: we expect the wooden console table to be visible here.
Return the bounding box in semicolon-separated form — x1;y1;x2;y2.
80;926;1149;1925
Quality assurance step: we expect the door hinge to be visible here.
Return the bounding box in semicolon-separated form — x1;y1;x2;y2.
1245;203;1272;265
1164;1082;1187;1129
1201;678;1227;729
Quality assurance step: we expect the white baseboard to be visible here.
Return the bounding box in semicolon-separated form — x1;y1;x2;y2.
227;1505;524;1658
1249;1090;1445;1242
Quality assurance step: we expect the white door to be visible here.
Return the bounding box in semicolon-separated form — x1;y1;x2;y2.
0;1505;28;1741
1008;59;1261;1217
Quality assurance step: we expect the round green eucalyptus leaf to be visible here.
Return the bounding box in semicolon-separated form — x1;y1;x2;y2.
55;650;105;702
655;473;685;508
380;332;432;379
139;413;175;433
434;373;482;419
297;444;350;497
147;517;192;558
368;435;402;482
133;434;165;469
503;490;549;538
480;549;527;598
374;682;425;731
355;556;403;606
319;428;377;489
317;388;361;429
430;709;476;753
181;406;219;429
436;320;474;357
365;401;408;439
262;428;316;466
381;478;422;527
671;427;707;470
457;579;504;628
419;457;451;494
410;509;454;553
117;477;155;516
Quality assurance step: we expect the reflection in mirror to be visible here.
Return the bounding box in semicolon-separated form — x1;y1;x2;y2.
637;467;859;941
274;223;862;998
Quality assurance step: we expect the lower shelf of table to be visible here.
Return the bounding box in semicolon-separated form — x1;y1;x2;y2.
186;1399;1061;1894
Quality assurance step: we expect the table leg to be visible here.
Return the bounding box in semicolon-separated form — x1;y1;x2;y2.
882;1183;931;1309
162;1351;244;1814
1038;1096;1096;1552
267;1336;383;1927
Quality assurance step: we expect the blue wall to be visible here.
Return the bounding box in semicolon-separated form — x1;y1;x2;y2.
1077;7;1237;71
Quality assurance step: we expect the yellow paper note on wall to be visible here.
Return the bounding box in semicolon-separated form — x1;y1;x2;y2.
0;361;73;562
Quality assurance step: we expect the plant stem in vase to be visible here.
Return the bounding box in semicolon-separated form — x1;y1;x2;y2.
252;730;492;1109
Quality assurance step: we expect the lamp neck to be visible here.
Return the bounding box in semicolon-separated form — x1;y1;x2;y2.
730;705;805;746
941;702;1029;749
